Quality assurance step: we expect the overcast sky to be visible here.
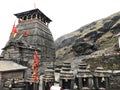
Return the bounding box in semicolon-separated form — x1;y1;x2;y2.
0;0;120;53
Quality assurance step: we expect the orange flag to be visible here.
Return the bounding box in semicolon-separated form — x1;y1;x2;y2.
11;21;18;37
34;50;39;66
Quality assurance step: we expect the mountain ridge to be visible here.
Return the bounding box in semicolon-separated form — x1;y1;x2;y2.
55;11;120;67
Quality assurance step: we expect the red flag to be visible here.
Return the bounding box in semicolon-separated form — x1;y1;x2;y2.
23;30;30;35
11;21;18;37
34;50;39;66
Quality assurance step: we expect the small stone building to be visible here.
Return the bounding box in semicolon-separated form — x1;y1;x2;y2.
59;61;74;90
94;67;110;90
0;60;27;89
42;65;55;90
75;63;93;90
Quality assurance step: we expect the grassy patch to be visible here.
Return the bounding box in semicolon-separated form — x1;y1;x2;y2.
84;55;120;71
63;31;81;40
98;36;117;50
56;45;72;59
97;31;113;42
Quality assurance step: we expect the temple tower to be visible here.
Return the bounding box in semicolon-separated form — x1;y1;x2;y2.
1;8;55;76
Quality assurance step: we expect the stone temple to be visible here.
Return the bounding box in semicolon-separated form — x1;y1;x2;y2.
1;8;55;76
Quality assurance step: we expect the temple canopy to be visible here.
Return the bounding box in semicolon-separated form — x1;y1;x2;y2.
14;8;52;25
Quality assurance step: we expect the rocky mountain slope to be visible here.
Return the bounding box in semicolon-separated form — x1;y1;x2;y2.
55;11;120;70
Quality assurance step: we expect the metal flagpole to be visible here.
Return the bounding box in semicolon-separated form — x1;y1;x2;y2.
16;34;23;40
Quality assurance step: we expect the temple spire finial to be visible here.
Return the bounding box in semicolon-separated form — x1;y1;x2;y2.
34;2;37;9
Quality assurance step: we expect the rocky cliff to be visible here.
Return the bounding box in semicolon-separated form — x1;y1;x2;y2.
55;11;120;70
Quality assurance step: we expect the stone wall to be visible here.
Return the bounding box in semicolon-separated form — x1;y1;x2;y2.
110;72;120;89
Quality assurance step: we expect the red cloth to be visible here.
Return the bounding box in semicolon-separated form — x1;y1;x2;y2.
23;30;30;35
11;21;18;37
34;51;39;66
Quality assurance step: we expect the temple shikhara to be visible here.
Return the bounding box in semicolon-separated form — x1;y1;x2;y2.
1;8;55;75
0;8;55;90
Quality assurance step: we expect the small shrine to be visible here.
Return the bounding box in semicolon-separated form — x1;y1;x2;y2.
76;63;93;90
94;67;110;90
59;61;74;90
42;65;55;90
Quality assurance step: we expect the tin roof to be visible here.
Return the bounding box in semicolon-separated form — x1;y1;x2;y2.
0;61;27;72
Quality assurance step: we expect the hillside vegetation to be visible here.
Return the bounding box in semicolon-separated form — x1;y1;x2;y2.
55;11;120;70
